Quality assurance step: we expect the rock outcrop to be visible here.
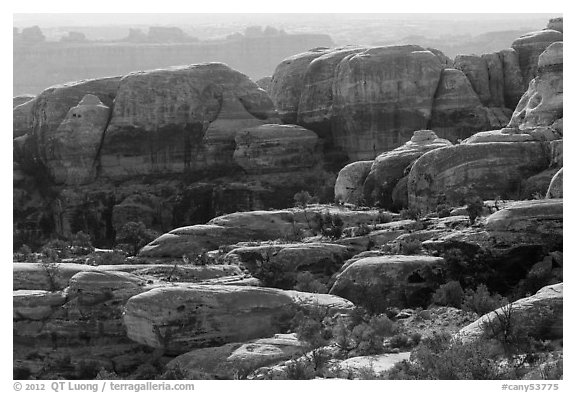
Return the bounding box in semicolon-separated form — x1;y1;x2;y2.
363;130;452;208
329;255;446;310
511;29;563;86
331;45;444;160
100;63;278;179
123;285;353;353
407;142;550;213
233;124;320;174
269;48;332;124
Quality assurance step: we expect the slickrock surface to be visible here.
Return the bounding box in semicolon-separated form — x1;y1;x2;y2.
334;160;373;204
546;168;563;198
511;29;563;85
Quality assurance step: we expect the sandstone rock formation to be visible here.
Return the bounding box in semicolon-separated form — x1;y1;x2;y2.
363;130;452;208
546;168;563;198
123;285;353;353
166;333;305;379
334;161;373;205
408;142;550;213
547;17;563;33
43;95;111;184
332;45;444;160
233;124;320;174
498;49;526;109
508;42;563;136
100;63;278;179
511;29;563;86
457;283;563;344
269;47;332;124
13;94;35;108
329;255;446;310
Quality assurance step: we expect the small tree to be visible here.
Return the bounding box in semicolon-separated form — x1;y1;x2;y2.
466;196;484;225
115;221;159;256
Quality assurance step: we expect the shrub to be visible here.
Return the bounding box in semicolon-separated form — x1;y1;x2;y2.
462;284;508;316
95;369;121;380
294;272;328;294
436;204;452;218
88;250;127;265
69;231;94;255
376;211;393;224
353;223;372;237
466;196;484;225
251;249;296;289
14;244;32;262
115;221;160;256
294;190;313;208
333;313;398;356
285;358;316;380
311;212;344;240
41;239;71;259
432;281;465;308
398;238;422;255
399;208;421;221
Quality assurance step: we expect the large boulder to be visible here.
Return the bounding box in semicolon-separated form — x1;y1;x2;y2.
123;285;354;353
166;333;305;379
268;48;332;124
329;255;446;311
497;49;525;109
100;63;278;179
546;168;563;198
363;130;452;208
485;199;563;250
457;283;563;344
334;160;373;204
453;55;492;106
331;45;444;160
43;94;110;185
233;124;320;174
508;42;562;135
407;142;550;213
511;29;563;86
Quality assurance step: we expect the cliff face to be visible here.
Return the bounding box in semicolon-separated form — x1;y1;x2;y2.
13;34;334;95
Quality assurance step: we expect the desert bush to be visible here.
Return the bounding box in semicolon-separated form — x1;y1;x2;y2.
88;250;127;265
293;190;314;208
398;238;422;255
311;212;344;240
432;280;465;308
462;284;508;316
14;244;32;262
333;313;398;357
436;204;452;218
285;358;316;380
251;249;296;289
293;272;328;294
399;208;421;221
466;196;485;225
41;239;72;259
69;231;94;255
352;223;372;237
442;248;502;291
115;221;160;256
514;253;563;298
376;211;393;224
95;369;121;380
384;331;513;380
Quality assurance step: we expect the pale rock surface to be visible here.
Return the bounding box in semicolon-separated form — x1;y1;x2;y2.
546;168;563;198
511;29;563;85
13;263;98;291
13;290;67;320
330;352;411;378
334;160;373;204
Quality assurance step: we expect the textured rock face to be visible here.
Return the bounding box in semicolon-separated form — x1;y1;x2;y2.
430;68;500;139
224;242;351;277
13;94;35;108
332;45;444;160
546;168;563;198
123;285;353;353
43;95;110;185
498;49;526;109
334;160;373;204
296;46;367;137
13;263;98;291
547;17;563;33
457;283;563;344
363;130;452;208
485;199;563;248
453;55;492;106
233;124;320;174
508;42;563;135
167;334;305;379
268;48;332;124
100;63;278;179
13;99;36;138
330;353;411;378
408;142;551;213
511;29;563;85
329;255;445;310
